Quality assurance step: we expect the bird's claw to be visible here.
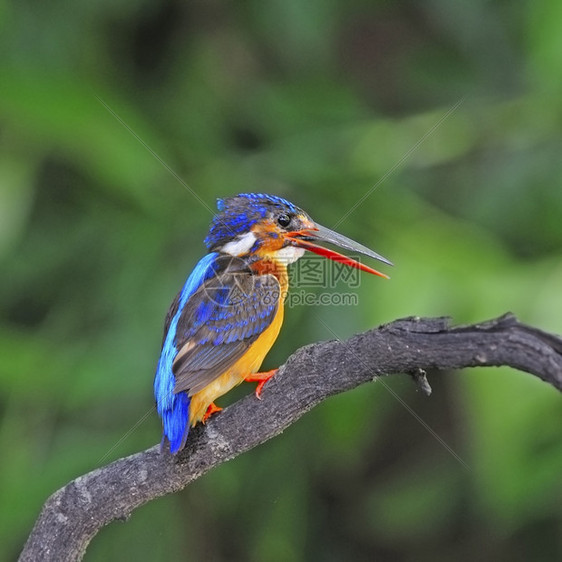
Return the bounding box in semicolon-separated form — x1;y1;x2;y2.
244;368;278;399
202;402;223;423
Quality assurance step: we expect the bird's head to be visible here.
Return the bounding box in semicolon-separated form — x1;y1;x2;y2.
204;193;392;277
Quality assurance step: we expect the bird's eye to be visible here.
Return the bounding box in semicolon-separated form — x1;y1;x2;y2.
277;213;291;228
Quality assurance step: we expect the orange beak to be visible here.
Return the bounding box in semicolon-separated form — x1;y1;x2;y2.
286;223;392;279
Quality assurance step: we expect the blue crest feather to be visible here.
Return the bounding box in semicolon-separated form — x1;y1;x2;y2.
204;193;301;250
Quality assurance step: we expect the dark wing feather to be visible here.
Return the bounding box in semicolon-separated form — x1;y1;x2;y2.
162;292;181;347
172;270;280;396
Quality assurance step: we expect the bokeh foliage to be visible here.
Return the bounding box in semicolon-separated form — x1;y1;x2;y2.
1;1;561;560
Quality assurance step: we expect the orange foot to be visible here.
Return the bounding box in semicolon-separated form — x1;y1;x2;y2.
202;402;223;423
244;369;279;399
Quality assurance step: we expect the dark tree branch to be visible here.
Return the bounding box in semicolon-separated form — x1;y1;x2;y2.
20;314;562;561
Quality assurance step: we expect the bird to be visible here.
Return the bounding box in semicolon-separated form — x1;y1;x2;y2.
154;193;392;454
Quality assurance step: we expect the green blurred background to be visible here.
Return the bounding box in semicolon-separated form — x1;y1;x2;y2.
1;1;561;560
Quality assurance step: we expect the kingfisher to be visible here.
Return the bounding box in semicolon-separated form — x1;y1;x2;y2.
154;193;392;454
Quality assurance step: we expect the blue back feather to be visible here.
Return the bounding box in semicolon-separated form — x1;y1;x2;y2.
154;252;219;453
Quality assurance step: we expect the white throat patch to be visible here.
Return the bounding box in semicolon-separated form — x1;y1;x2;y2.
275;245;305;264
221;231;257;256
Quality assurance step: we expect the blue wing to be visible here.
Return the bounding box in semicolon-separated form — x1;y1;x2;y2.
154;253;280;454
154;252;219;453
171;269;280;395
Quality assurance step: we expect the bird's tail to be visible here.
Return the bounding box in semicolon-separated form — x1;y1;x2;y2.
160;391;190;454
155;355;190;454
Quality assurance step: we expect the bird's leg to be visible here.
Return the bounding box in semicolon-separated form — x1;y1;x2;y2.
244;369;278;399
202;402;223;423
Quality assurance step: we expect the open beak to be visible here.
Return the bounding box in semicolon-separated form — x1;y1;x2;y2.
286;223;393;279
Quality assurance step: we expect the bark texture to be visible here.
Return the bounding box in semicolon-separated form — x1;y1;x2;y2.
20;314;562;561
